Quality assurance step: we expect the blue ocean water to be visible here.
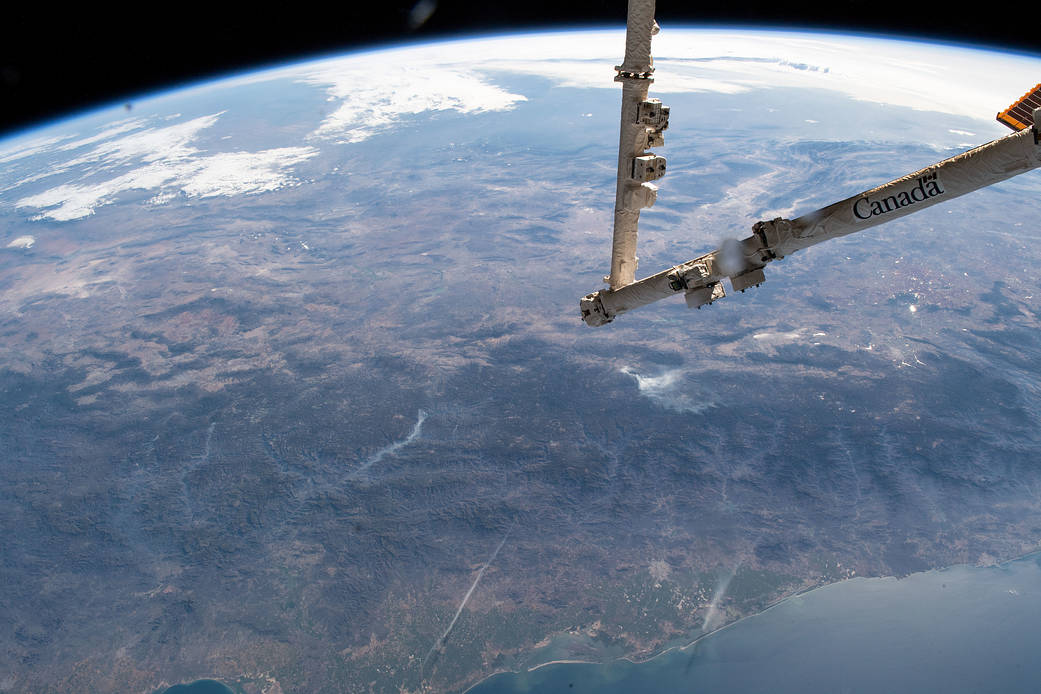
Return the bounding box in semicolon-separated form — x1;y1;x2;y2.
471;554;1041;694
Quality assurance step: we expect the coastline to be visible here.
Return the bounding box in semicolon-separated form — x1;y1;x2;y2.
461;573;822;694
461;548;1041;694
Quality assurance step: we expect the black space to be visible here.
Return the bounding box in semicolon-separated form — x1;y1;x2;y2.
2;1;1040;138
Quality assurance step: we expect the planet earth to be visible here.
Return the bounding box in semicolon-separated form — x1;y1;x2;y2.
2;27;1041;694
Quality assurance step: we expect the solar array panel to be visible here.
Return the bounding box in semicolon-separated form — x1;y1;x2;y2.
996;83;1041;131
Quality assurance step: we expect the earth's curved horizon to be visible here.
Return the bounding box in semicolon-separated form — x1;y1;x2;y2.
2;26;1041;694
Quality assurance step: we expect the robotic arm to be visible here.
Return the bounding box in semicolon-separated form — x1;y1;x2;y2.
579;0;1041;327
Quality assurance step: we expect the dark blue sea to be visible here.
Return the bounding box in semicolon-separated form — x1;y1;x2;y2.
470;554;1041;694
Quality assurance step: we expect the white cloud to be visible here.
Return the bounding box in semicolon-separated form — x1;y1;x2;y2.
56;118;149;152
0;133;73;164
18;146;317;221
5;235;35;249
64;113;224;168
300;60;526;143
176;148;318;198
15;113;318;221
